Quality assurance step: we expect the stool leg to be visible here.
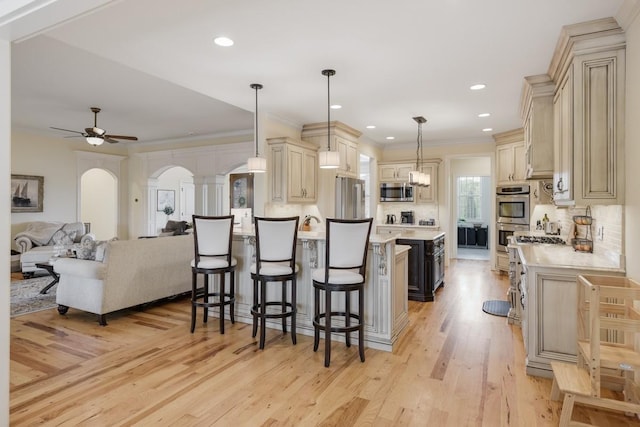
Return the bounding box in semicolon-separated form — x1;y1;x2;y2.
230;270;235;324
190;271;197;333
313;285;320;352
203;274;209;324
252;277;258;338
345;291;351;348
358;286;365;363
291;277;297;345
325;288;332;368
281;280;287;334
260;279;267;350
219;272;226;334
559;393;575;427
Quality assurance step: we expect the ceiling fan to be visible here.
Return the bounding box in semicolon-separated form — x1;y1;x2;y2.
51;107;138;146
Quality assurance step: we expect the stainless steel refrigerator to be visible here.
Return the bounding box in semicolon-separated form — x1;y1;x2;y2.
335;176;365;219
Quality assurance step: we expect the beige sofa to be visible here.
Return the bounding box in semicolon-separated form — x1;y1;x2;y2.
53;235;194;325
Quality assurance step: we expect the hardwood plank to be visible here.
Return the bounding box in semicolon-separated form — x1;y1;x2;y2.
9;259;640;426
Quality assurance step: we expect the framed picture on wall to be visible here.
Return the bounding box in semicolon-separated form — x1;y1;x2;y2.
157;189;175;212
11;174;44;213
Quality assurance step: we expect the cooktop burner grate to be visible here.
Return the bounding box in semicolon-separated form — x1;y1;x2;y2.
515;235;566;245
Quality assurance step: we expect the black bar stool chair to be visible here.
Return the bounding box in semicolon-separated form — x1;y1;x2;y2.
190;215;236;333
250;216;299;349
312;217;373;367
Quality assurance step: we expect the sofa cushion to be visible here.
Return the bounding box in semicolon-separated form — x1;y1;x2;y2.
54;257;106;280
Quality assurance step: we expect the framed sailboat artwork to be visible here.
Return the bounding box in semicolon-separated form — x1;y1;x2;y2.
11;174;43;213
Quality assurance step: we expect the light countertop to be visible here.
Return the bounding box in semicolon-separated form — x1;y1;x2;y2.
517;244;624;273
376;223;439;230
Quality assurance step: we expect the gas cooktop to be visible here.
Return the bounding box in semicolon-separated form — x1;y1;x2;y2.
515;235;566;245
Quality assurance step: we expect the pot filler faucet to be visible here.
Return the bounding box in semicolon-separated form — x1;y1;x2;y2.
300;215;321;230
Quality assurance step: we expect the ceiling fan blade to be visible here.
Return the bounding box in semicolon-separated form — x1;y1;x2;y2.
105;134;138;141
103;137;121;144
51;126;84;135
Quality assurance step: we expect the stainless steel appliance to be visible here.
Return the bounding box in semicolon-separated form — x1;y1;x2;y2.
386;214;396;224
496;184;530;225
496;223;529;253
335;176;365;219
380;182;413;202
401;211;414;224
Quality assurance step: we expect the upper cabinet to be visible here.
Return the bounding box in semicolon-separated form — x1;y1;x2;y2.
267;137;318;203
520;75;555;180
415;161;440;203
379;162;414;182
301;121;361;178
548;18;625;206
494;129;526;185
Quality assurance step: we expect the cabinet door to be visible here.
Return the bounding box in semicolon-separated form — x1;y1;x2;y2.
416;163;437;203
302;149;317;200
553;70;573;203
270;144;286;203
287;145;304;201
396;164;414;181
379;165;399;181
336;137;358;177
513;143;527;181
496;144;516;184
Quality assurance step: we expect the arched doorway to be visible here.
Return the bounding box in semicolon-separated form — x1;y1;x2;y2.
81;168;117;240
155;166;195;234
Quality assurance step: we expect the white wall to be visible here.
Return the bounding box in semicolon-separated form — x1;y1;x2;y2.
624;5;640;280
1;38;10;427
81;168;117;240
156;166;193;233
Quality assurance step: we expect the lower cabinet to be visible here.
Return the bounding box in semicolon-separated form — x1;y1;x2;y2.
396;235;445;302
457;225;488;248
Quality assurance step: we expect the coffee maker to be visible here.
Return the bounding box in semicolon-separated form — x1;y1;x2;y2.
400;211;414;224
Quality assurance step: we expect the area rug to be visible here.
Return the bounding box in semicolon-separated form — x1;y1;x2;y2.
482;300;510;317
10;276;57;317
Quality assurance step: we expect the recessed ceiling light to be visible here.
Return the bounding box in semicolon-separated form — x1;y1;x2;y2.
366;125;376;129
470;84;486;90
478;113;491;117
330;104;342;109
386;136;395;140
214;36;234;47
482;128;493;132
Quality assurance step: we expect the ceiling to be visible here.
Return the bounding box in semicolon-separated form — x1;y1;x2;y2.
9;0;626;147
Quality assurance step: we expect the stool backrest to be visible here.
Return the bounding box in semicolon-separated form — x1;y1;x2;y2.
325;218;373;272
192;215;234;262
254;216;299;267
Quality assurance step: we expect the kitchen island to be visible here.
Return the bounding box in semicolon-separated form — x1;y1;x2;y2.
514;241;625;377
395;230;446;302
218;229;409;352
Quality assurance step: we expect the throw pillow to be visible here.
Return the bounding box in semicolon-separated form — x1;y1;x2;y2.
75;239;97;260
51;229;77;246
62;222;85;243
94;241;108;262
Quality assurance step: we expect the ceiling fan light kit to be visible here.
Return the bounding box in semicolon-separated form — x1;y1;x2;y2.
247;83;266;173
51;107;138;146
318;68;340;169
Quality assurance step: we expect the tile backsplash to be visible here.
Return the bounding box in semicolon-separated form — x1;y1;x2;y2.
378;202;439;225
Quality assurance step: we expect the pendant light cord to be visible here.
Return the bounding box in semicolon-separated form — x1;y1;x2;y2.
322;69;336;151
250;83;263;157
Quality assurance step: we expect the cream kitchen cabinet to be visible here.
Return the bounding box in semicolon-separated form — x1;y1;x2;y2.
494;129;526;185
267;137;318;203
301;121;361;178
378;162;414;183
415;161;439;203
549;18;625;206
520;75;554;180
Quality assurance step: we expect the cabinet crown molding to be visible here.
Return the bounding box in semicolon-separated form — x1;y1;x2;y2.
519;74;555;120
301;121;362;140
379;158;442;166
266;136;318;151
493;128;524;145
547;17;625;82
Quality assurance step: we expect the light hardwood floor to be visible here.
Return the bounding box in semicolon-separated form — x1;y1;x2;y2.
10;259;640;426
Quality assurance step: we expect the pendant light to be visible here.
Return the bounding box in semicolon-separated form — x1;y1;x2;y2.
409;116;427;186
318;69;340;169
247;83;266;173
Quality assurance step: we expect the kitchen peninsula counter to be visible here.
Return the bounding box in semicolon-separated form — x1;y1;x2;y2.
226;229;408;352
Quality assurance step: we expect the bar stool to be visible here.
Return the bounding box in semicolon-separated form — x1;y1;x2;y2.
190;215;236;333
312;217;373;367
250;216;299;349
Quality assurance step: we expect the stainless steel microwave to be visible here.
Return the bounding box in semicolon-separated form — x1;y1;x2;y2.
380;183;413;202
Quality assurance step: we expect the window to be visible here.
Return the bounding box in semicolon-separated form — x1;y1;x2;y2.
457;176;489;222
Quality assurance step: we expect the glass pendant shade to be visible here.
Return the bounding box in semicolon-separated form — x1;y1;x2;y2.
409;170;421;186
86;136;104;146
422;173;431;187
318;150;340;169
247;156;267;173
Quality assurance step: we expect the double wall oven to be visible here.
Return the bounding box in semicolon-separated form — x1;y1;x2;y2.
496;184;530;253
